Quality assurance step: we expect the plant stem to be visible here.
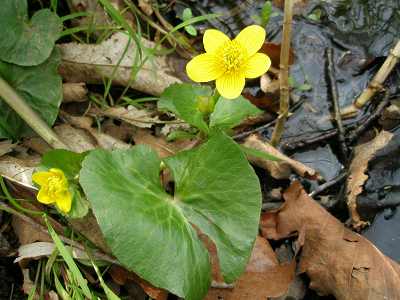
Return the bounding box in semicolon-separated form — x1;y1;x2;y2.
270;0;294;146
341;39;400;117
326;48;348;158
0;77;67;149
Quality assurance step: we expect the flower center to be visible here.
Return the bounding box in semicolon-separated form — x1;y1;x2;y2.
220;40;246;73
47;176;64;197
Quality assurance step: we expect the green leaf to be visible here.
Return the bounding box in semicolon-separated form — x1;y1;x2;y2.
158;83;211;133
79;131;262;300
0;49;62;140
209;96;262;130
260;1;272;27
46;219;93;299
239;145;281;161
40;149;87;180
182;8;193;21
185;25;197;36
0;0;62;66
38;149;89;218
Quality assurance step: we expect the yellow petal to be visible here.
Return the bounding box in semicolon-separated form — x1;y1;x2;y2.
186;53;224;82
203;29;230;53
56;190;72;213
32;171;52;186
37;188;55;204
216;72;245;99
234;25;266;57
245;53;271;78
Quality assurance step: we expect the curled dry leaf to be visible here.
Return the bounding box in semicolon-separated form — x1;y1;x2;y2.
109;265;168;300
133;128;198;158
243;134;320;180
58;32;182;96
262;181;400;300
61;114;131;150
62;82;88;103
205;236;295;300
98;105;161;128
347;130;393;229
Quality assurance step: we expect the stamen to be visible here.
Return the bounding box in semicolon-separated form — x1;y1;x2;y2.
219;40;246;73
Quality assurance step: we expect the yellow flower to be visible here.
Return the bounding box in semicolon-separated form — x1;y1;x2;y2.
186;25;271;99
32;168;72;213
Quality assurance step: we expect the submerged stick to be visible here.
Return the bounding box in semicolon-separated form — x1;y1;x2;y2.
271;0;294;146
326;48;348;158
0;77;67;149
341;39;400;117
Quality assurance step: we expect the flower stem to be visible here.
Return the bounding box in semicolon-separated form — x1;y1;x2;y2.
270;0;294;146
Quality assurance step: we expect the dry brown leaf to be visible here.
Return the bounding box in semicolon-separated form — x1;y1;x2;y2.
12;217;51;245
58;32;182;96
99;105;161;128
347;130;393;229
260;42;295;69
205;236;295;300
0;140;15;157
243;134;320;180
263;181;400;300
133;128;197;158
138;0;153;16
62;82;88;103
109;265;168;300
54;124;97;152
61;114;131;150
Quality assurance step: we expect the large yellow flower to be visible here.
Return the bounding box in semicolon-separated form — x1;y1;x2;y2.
186;25;271;99
32;168;72;213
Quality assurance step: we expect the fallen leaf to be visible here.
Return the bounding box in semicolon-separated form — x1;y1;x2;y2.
243;134;320;180
138;0;153;16
347;130;393;229
54;124;97;152
99;105;161;128
109;265;168;300
260;43;295;69
0;140;15;157
12;217;51;245
58;32;182;96
205;236;295;300
62;82;88;103
133;128;197;158
263;181;400;300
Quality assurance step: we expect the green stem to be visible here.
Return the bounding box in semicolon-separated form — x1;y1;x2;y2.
0;176;44;216
0;77;68;149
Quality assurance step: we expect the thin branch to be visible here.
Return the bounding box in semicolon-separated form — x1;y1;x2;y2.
326;48;348;158
348;91;391;143
271;0;294;146
341;39;400;117
0;77;67;149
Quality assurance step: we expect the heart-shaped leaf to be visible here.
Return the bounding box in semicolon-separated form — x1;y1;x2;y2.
210;96;262;130
79;131;261;300
0;49;62;140
0;0;62;66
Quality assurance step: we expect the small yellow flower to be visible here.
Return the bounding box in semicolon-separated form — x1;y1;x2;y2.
186;25;271;99
32;168;72;213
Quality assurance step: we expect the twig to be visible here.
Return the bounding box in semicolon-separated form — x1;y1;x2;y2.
234;97;305;141
348;91;391;143
341;39;400;117
0;77;67;149
326;48;348;158
281;118;363;151
270;0;294;146
309;172;347;198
